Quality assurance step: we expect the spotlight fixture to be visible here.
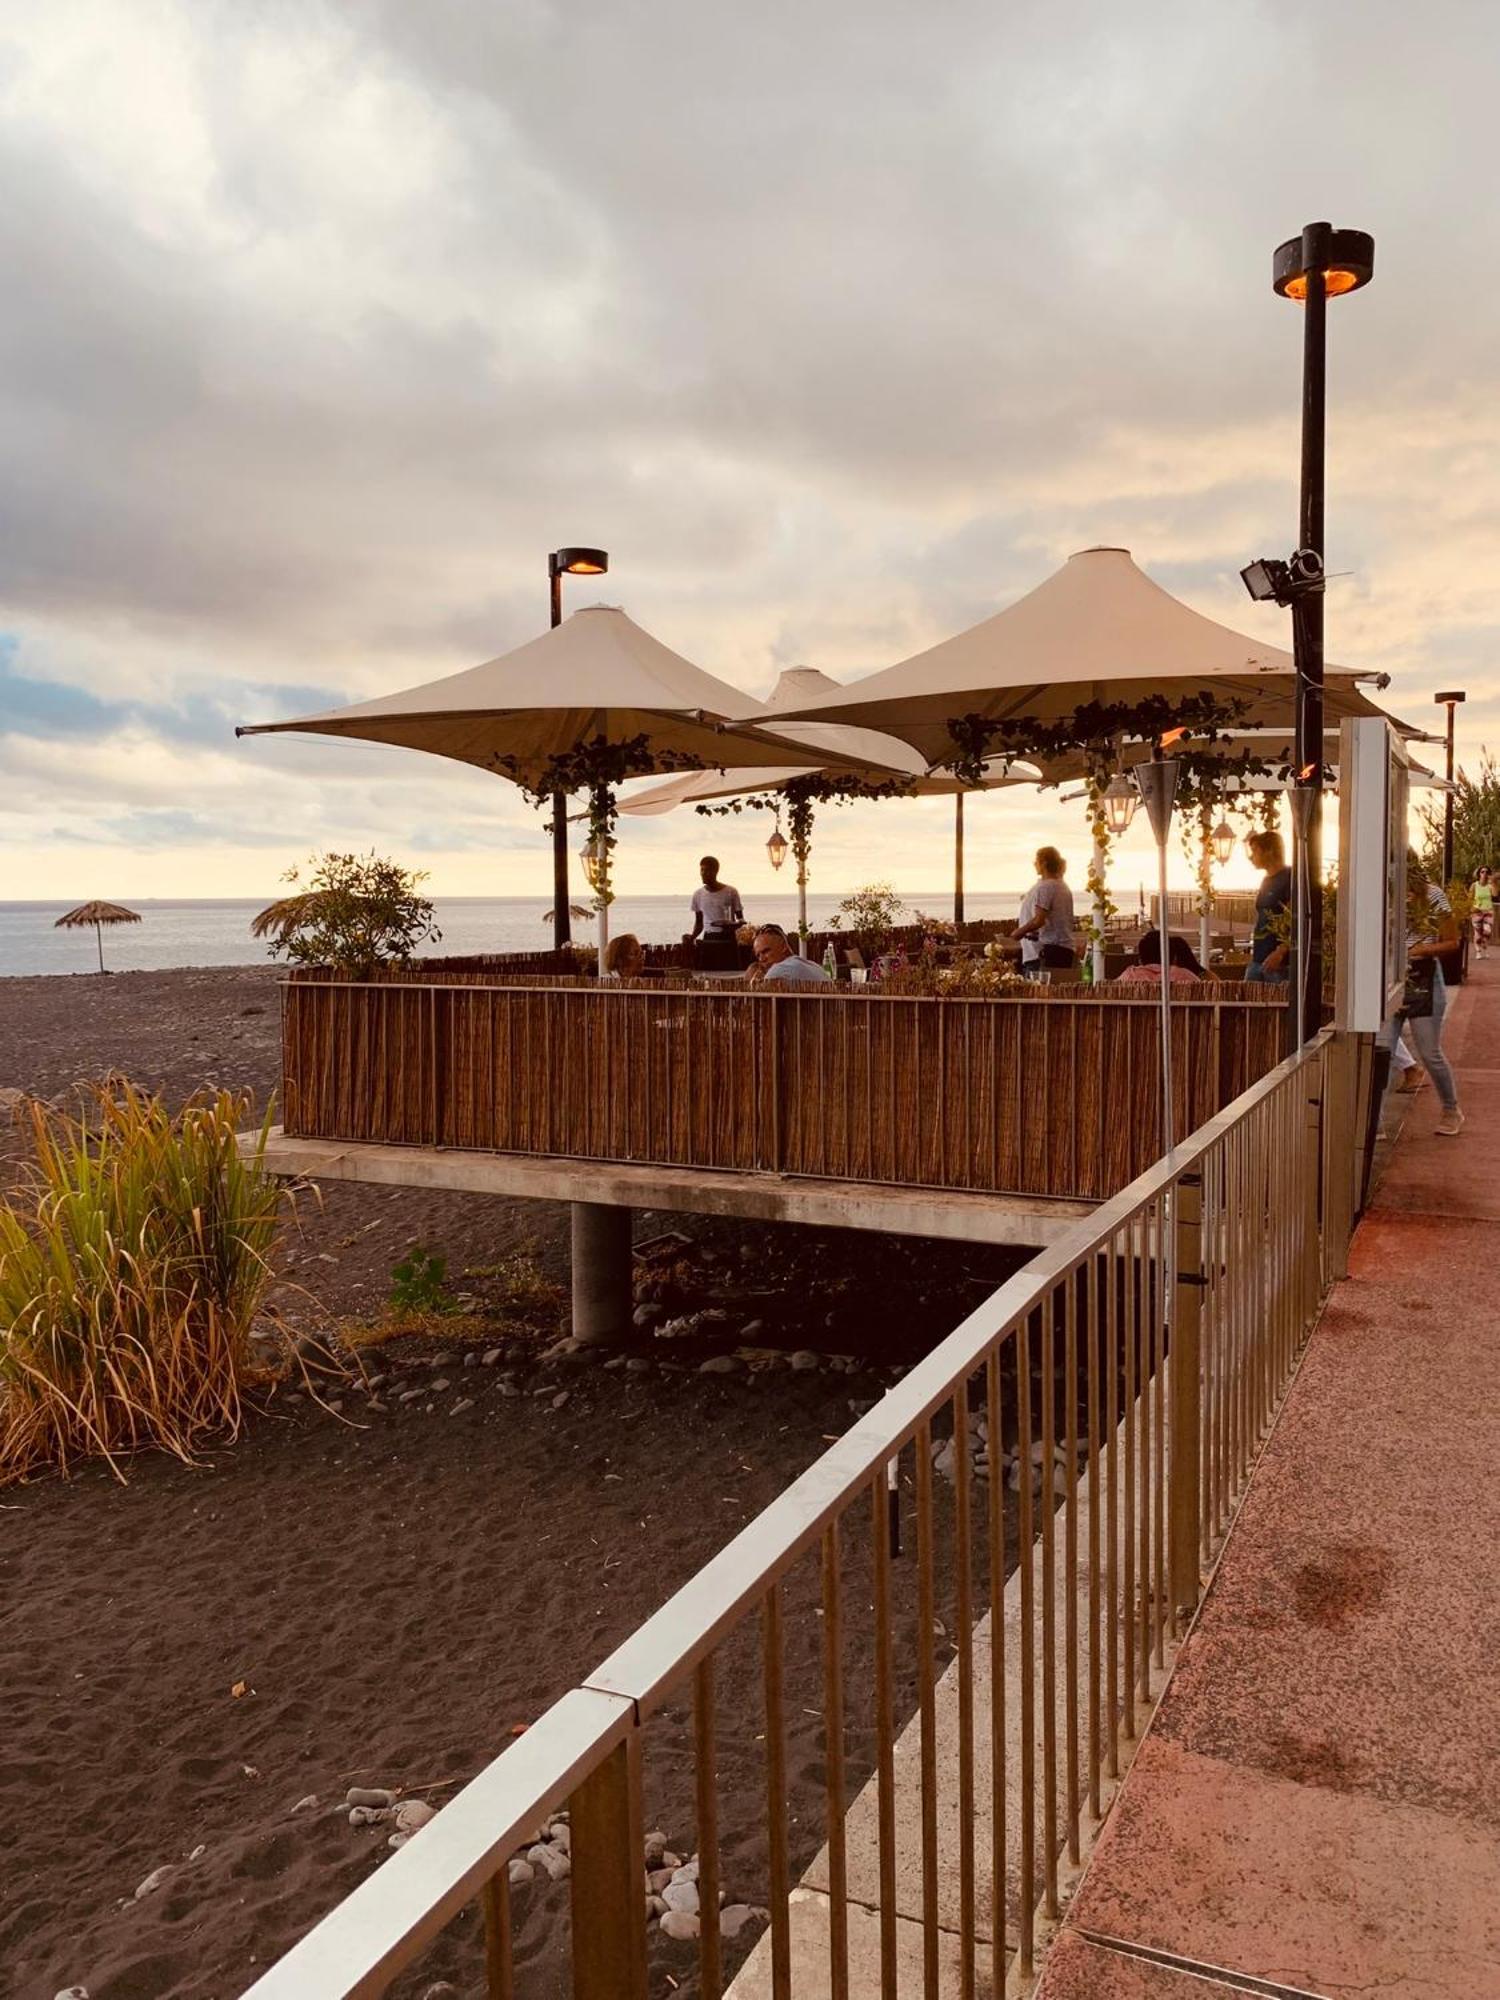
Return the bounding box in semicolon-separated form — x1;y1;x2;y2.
1240;548;1324;608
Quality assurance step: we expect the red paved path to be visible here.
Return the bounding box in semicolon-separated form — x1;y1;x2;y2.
1036;972;1500;1999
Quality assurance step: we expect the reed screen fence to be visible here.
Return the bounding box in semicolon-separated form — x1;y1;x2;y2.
244;1033;1330;2000
280;979;1287;1202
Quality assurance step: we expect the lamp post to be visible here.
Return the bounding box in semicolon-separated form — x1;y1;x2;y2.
548;547;609;946
1435;690;1465;884
1271;222;1373;1043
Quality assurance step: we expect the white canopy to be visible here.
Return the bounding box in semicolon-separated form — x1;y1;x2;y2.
763;547;1394;765
618;665;1031;816
237;606;830;788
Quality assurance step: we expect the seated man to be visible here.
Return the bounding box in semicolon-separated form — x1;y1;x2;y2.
747;923;831;985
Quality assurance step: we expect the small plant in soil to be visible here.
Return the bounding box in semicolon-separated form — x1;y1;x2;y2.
388;1247;453;1317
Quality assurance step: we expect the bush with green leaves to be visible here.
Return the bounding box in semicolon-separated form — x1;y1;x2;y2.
256;852;440;973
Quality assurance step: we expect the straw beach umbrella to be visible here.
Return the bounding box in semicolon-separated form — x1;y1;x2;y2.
55;901;141;973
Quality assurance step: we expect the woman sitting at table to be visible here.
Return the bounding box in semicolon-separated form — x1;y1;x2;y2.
602;933;646;980
1119;929;1203;986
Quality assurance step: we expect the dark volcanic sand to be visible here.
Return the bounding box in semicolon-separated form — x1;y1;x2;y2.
0;968;1026;2000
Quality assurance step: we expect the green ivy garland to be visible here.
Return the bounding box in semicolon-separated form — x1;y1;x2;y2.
498;734;710;908
695;770;916;936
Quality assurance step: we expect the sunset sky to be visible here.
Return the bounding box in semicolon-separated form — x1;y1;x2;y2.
2;0;1495;906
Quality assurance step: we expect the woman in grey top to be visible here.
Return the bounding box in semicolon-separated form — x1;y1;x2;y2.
1014;848;1076;972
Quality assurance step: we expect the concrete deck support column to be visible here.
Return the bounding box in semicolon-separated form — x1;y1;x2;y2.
571;1200;633;1344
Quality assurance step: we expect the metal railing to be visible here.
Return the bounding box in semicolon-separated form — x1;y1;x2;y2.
243;1032;1330;2000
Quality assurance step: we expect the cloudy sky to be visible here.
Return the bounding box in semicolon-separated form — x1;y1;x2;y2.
3;0;1496;910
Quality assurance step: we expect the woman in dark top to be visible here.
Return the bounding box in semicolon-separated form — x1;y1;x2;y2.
1245;830;1291;984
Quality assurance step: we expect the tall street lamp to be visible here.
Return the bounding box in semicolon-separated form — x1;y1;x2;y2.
1435;689;1465;884
1270;222;1373;1043
548;547;610;945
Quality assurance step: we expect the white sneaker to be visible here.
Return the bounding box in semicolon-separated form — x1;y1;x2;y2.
1436;1107;1465;1138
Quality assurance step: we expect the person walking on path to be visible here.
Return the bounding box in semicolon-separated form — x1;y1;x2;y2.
1379;857;1464;1137
1471;865;1494;959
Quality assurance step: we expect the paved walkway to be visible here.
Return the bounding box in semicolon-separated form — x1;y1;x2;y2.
1036;972;1500;1998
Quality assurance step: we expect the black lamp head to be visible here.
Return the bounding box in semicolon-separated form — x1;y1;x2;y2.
1273;225;1374;301
1434;690;1466;707
551;546;609;577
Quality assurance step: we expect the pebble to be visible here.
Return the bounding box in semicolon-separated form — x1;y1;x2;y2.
54;1987;89;1999
529;1842;570;1881
698;1354;740;1374
483;1347;503;1365
507;1857;535;1887
719;1904;759;1939
395;1799;437;1834
347;1787;397;1808
387;1831;408;1850
646;1866;676;1892
548;1820;570;1848
626;1357;653;1373
364;1373;387;1391
464;1351;479;1367
449;1398;474;1415
367;1400;388;1415
349;1805;390;1827
289;1794;320;1814
740;1319;764;1340
643;1829;669;1864
632;1303;664;1327
662;1880;699;1914
659;1910;700;1941
646;1892;667;1916
188;1843;206;1862
662;1851;683;1869
418;1985;458;1999
670;1860;699;1882
133;1865;173;1900
430;1377;451;1392
551;1390;570;1410
788;1350;821;1371
398;1388;424;1404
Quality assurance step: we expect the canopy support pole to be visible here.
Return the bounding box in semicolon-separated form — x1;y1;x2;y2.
96;921;104;974
1091;832;1108;984
954;791;965;925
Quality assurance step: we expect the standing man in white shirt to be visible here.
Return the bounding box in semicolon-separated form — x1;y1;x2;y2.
690;856;745;944
1014;846;1076;974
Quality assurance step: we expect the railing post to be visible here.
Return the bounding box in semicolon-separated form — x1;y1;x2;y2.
569;1731;648;2000
1169;1170;1204;1618
1304;1047;1327;1310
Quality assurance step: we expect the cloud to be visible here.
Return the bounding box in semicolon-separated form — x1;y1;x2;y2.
2;0;1499;899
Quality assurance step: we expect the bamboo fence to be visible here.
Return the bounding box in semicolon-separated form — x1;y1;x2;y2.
279;976;1285;1202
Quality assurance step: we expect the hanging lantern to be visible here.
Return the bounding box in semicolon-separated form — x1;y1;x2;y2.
1102;774;1138;835
1211;818;1235;866
766;822;788;872
579;834;605;892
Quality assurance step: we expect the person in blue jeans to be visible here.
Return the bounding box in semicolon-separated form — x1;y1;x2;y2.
1244;830;1291;985
1378;861;1463;1138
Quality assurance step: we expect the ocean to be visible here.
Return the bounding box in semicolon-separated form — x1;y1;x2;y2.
1;893;1030;979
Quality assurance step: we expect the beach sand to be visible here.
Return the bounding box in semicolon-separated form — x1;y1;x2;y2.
1;967;1020;1999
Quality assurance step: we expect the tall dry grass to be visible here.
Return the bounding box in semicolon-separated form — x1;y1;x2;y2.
0;1080;287;1485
